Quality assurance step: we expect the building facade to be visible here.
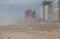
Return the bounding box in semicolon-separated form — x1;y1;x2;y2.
53;0;60;22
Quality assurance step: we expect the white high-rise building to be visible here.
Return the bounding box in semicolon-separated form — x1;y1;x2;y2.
45;4;53;22
40;3;45;22
40;0;53;23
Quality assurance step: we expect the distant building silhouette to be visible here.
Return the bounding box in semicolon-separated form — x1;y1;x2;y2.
25;9;36;23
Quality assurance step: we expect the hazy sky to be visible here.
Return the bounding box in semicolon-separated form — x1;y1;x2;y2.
0;0;54;25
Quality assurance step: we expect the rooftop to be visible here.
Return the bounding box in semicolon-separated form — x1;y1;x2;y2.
43;1;53;6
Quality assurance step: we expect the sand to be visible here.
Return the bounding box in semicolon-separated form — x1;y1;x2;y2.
0;23;60;39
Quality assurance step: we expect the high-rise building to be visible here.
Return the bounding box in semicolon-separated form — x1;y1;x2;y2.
40;3;45;22
25;9;31;23
40;0;53;23
25;9;36;23
53;0;60;22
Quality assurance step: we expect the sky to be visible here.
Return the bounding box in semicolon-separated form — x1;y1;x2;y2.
0;0;55;25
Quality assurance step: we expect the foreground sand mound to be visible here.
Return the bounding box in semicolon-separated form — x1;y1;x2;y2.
0;23;60;39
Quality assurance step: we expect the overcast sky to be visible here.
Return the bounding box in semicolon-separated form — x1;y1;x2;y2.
0;0;55;25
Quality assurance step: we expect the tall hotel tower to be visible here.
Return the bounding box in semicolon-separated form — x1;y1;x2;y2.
53;0;60;22
40;0;53;23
